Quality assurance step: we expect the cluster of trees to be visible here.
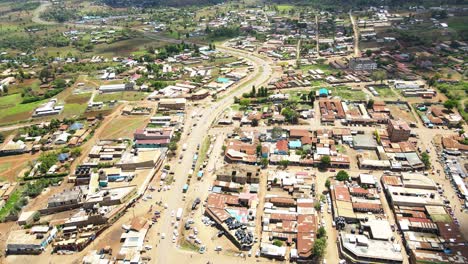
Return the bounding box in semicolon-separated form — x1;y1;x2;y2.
312;226;327;260
206;26;241;40
9;1;40;12
243;86;269;98
421;152;431;169
37;152;59;174
154;42;198;60
371;70;387;84
281;107;299;124
168;131;182;153
40;6;78;22
102;0;223;7
22;77;69;104
23;178;62;198
435;81;468;122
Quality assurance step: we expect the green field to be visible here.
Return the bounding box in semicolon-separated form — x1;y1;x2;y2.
102;117;149;139
0;189;21;221
60;103;88;118
374;87;398;99
65;93;92;105
94;91;149;102
300;64;337;75
447;17;468;32
276;5;295;12
94;38;157;57
0;94;46;125
331;86;367;101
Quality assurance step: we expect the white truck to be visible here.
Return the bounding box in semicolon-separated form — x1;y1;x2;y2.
176;208;183;221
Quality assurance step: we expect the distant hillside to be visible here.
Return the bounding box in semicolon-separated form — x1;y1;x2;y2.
267;0;467;7
101;0;223;7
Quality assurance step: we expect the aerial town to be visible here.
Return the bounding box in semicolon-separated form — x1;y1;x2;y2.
0;0;466;263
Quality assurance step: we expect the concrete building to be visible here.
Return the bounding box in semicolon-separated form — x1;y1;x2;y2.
158;98;186;110
48;187;84;208
348;58;377;71
6;227;57;255
33;99;64;117
216;164;261;184
98;83;134;93
387;119;411;142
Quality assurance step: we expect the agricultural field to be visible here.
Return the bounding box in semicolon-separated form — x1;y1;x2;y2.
94;91;149;102
94;37;158;57
373;86;398;99
101;116;149;139
0;94;45;125
300;63;338;75
446;16;468;37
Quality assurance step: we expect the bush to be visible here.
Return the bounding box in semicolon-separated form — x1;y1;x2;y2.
317;227;326;238
336;170;349;181
273;240;283;247
33;212;41;222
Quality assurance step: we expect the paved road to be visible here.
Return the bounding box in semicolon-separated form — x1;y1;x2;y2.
149;43;274;263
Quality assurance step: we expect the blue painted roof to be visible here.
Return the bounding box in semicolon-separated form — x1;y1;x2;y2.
70;122;84;130
319;88;329;95
288;140;302;148
58;153;69;161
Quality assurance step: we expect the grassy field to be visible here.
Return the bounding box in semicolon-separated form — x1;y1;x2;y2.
94;38;157;57
447;17;468;33
60;103;88;118
0;188;21;221
374;87;398;99
0;94;45;125
331;86;367;101
101;116;149;139
276;4;295;12
94;91;149;102
435;81;468;121
65;92;92;105
301;64;337;75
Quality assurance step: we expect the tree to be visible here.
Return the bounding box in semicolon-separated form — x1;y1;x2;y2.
281;107;298;124
250;85;256;97
314;201;321;210
320;155;331;169
279;160;290;168
365;49;372;57
239;98;250;107
39;67;51;83
308;90;315;106
367;99;374;109
371;70;387;84
336;170;349;181
273;240;283;247
256;144;262;155
421;152;431;169
317;227;326;239
325;179;331;189
444;99;458;110
428;76;437;88
313;237;327;258
252;118;259;127
33;212;41;222
261;158;269;168
168;141;177;152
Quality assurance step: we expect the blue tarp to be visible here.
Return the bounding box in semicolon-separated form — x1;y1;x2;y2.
69;122;84;131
